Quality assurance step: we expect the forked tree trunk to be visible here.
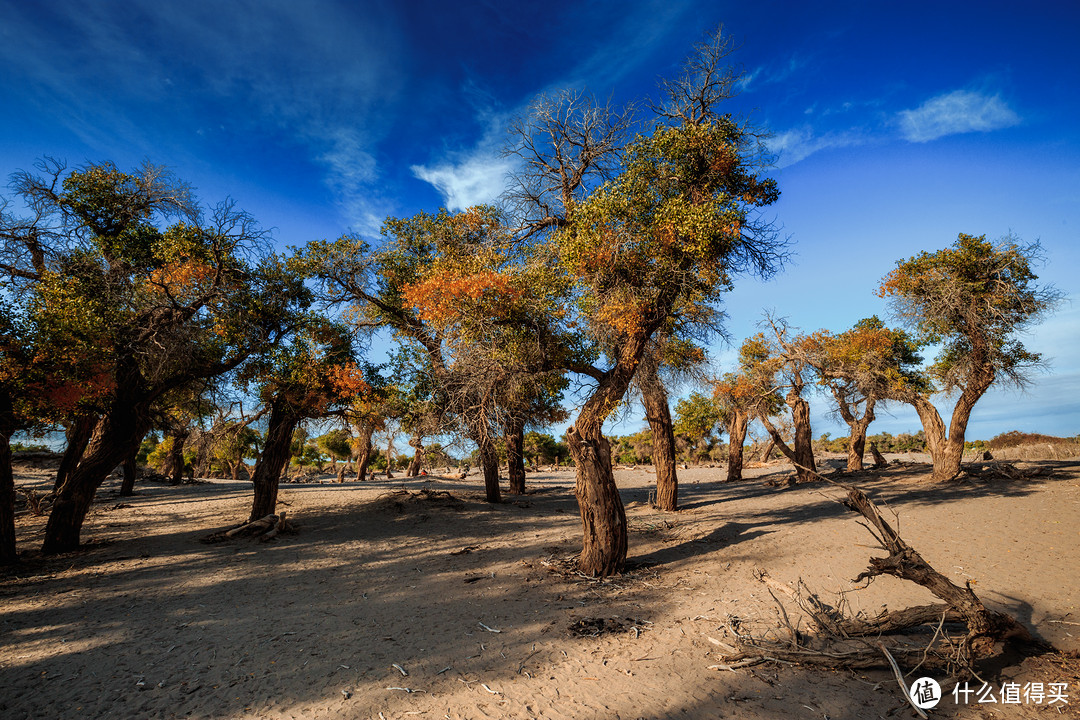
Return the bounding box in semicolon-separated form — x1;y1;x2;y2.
726;410;748;482
478;437;501;503
761;392;817;483
43;392;153;554
247;399;300;522
53;413;96;493
907;368;994;482
833;391;875;472
1;391;17;564
639;367;677;510
506;420;526;495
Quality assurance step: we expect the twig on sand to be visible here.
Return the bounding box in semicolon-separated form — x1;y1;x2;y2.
478;622;502;633
880;643;927;720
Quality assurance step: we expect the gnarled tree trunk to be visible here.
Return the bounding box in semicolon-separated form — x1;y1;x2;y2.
726;410;748;482
758;437;775;463
247;398;300;522
406;433;423;477
761;391;817;483
477;437;501;503
567;357;639;577
354;422;374;482
506;419;526;495
638;365;677;510
43;386;153;554
53;413;96;493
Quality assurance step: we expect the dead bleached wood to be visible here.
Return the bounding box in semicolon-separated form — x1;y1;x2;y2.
258;511;287;542
225;514;277;538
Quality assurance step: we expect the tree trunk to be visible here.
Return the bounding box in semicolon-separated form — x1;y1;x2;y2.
726;410;748;482
913;396;965;482
247;398;300;522
831;388;875;472
478;437;501;503
758;437;775;462
53;413;96;493
406;434;423;477
119;451;138;497
43;394;152;554
760;396;817;483
788;393;817;481
639;367;677;510
906;367;994;481
0;391;18;564
161;428;190;484
354;423;374;481
506;419;526;495
567;420;626;577
567;355;640;576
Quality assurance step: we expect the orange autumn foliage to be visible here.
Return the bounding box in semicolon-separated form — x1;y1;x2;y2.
403;269;521;326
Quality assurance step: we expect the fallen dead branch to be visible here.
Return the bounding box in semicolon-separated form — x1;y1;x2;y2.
201;512;297;543
714;469;1052;677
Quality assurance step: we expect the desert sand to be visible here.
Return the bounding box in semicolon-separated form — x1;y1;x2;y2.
2;456;1079;719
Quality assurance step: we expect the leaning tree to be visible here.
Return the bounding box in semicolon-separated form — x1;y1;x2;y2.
542;29;784;575
878;233;1060;481
0;159;310;553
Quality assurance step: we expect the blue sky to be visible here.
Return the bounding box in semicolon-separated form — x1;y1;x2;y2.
2;0;1078;441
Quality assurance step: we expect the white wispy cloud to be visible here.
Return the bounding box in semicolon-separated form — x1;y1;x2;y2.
0;0;403;235
898;89;1020;143
411;152;515;212
768;127;865;167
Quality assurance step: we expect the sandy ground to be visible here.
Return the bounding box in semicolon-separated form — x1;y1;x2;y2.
2;456;1079;719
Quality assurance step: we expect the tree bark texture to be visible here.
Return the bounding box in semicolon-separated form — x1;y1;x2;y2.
247;399;300;522
904;366;994;481
354;423;374;481
832;390;875;472
761;392;817;483
53;413;96;493
638;367;677;510
566;353;640;576
406;434;423;477
43;392;152;554
478;437;501;503
726;410;748;482
506;419;526;495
